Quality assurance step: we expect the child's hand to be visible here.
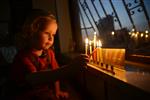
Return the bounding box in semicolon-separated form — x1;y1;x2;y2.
56;90;69;99
70;54;89;68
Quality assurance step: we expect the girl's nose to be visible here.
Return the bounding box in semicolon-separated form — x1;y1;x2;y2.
48;35;53;41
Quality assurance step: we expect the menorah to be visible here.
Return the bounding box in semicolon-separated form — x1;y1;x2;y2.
85;32;125;75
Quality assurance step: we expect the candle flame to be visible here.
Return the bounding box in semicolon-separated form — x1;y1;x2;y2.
85;38;88;44
111;31;115;35
132;28;135;32
145;30;148;34
145;34;148;38
141;33;144;37
99;40;102;47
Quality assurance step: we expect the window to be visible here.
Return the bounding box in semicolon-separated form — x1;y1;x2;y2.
78;0;150;55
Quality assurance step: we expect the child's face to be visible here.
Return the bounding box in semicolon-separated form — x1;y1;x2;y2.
37;22;58;50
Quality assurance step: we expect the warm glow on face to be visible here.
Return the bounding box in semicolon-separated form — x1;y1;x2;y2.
38;22;58;50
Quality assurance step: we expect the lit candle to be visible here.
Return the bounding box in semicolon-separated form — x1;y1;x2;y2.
99;40;102;47
93;32;97;49
89;40;92;54
85;38;88;55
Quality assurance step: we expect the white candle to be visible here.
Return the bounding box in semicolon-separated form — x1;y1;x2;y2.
85;38;88;55
93;32;97;49
89;40;92;54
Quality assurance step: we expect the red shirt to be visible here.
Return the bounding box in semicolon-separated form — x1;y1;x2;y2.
11;48;59;98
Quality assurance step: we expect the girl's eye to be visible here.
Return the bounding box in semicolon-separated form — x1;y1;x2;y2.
45;32;50;35
44;32;51;36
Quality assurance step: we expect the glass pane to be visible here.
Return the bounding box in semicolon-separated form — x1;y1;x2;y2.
78;0;150;55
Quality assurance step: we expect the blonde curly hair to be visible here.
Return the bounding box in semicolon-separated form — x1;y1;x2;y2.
15;9;57;49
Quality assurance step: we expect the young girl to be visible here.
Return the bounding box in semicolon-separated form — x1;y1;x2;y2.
10;9;89;100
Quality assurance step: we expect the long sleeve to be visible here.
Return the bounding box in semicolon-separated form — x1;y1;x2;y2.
25;64;79;86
